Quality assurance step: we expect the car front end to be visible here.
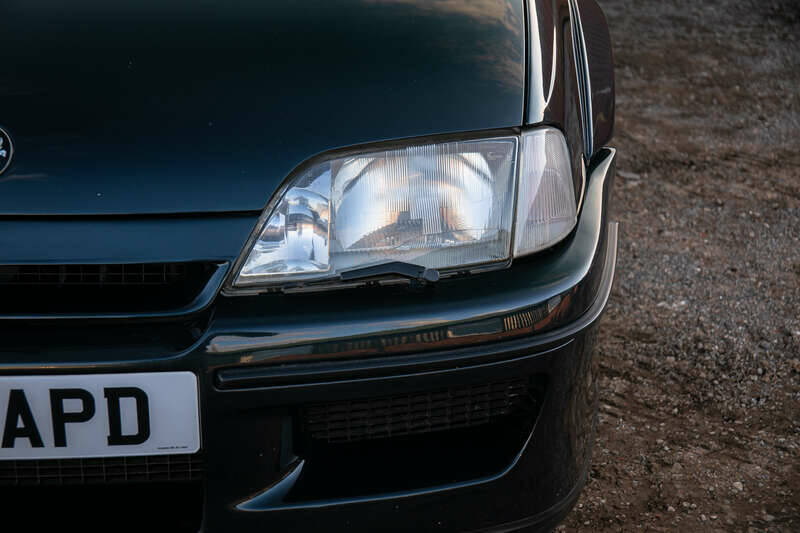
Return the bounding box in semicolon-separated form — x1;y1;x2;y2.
0;1;616;531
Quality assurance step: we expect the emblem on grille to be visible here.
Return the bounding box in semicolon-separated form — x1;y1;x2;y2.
0;127;12;176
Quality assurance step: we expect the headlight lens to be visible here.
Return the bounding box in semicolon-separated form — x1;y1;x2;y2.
331;139;519;273
232;128;577;291
513;128;578;256
238;169;332;282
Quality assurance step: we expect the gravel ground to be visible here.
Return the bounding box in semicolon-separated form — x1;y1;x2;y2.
561;1;800;531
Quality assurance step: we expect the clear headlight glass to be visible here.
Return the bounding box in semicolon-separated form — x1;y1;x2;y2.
233;137;519;288
231;127;578;291
513;128;577;257
237;169;331;281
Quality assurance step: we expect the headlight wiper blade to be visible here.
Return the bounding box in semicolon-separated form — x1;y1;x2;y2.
339;261;440;284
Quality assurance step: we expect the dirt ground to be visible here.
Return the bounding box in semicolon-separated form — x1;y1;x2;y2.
561;1;800;531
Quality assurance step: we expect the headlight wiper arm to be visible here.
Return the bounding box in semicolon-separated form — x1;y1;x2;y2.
339;261;440;284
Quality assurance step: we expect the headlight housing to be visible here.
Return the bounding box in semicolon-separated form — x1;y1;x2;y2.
230;127;578;293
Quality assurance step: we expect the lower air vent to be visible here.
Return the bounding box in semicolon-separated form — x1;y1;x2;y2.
303;378;532;444
0;262;221;316
0;454;203;486
288;376;546;502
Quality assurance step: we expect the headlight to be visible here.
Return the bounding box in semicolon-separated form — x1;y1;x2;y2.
230;127;577;292
513;128;577;256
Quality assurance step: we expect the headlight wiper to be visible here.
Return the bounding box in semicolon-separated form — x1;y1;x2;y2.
339;261;440;285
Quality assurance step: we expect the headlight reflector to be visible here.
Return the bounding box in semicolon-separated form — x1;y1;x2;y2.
330;139;518;273
238;169;332;281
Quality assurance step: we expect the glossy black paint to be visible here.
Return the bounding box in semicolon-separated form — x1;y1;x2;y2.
526;0;614;156
0;214;256;265
577;0;615;149
0;0;617;530
0;0;524;215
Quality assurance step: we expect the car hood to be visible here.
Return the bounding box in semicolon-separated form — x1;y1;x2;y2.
0;0;525;215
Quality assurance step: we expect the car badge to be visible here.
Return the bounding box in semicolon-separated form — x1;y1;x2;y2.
0;127;12;176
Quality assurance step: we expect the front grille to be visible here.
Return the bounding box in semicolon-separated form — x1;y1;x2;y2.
0;263;188;286
0;454;203;486
303;378;532;444
0;262;218;316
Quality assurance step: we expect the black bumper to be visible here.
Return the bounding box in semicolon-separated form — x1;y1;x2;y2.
1;149;617;533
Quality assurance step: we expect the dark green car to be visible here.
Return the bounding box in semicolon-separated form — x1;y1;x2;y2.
0;0;616;531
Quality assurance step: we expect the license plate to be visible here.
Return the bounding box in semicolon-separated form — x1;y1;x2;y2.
0;372;200;460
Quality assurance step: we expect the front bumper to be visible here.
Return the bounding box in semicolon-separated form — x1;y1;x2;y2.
1;149;617;533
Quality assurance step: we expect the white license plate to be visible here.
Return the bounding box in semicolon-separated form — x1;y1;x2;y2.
0;372;200;460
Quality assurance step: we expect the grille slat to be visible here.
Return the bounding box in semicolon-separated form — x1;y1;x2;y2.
303;378;533;444
0;262;217;316
0;454;203;486
0;264;186;287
